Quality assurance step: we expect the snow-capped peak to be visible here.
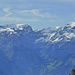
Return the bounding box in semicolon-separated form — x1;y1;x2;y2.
0;27;16;34
63;22;75;30
0;24;33;34
16;24;33;31
55;26;60;29
66;22;75;28
16;24;25;30
68;22;75;27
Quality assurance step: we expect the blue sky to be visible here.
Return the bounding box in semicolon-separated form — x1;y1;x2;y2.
0;0;75;29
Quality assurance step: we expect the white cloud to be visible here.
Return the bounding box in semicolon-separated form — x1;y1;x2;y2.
0;8;38;23
3;8;12;17
16;9;56;18
0;8;57;23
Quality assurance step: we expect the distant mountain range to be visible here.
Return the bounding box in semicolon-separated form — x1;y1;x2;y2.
0;22;75;75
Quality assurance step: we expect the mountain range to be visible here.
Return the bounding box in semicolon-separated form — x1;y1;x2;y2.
0;22;75;75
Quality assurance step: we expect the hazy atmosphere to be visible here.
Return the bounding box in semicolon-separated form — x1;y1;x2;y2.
0;0;75;29
0;1;75;75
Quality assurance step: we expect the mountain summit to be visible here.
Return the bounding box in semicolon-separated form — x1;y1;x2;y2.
0;24;33;34
64;22;75;30
67;22;75;27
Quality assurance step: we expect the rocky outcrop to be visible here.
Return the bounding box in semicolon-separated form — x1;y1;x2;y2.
69;69;75;75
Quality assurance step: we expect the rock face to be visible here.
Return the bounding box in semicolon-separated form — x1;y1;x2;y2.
69;69;75;75
0;23;75;75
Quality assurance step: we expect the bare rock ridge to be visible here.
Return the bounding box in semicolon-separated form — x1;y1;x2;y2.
69;69;75;75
